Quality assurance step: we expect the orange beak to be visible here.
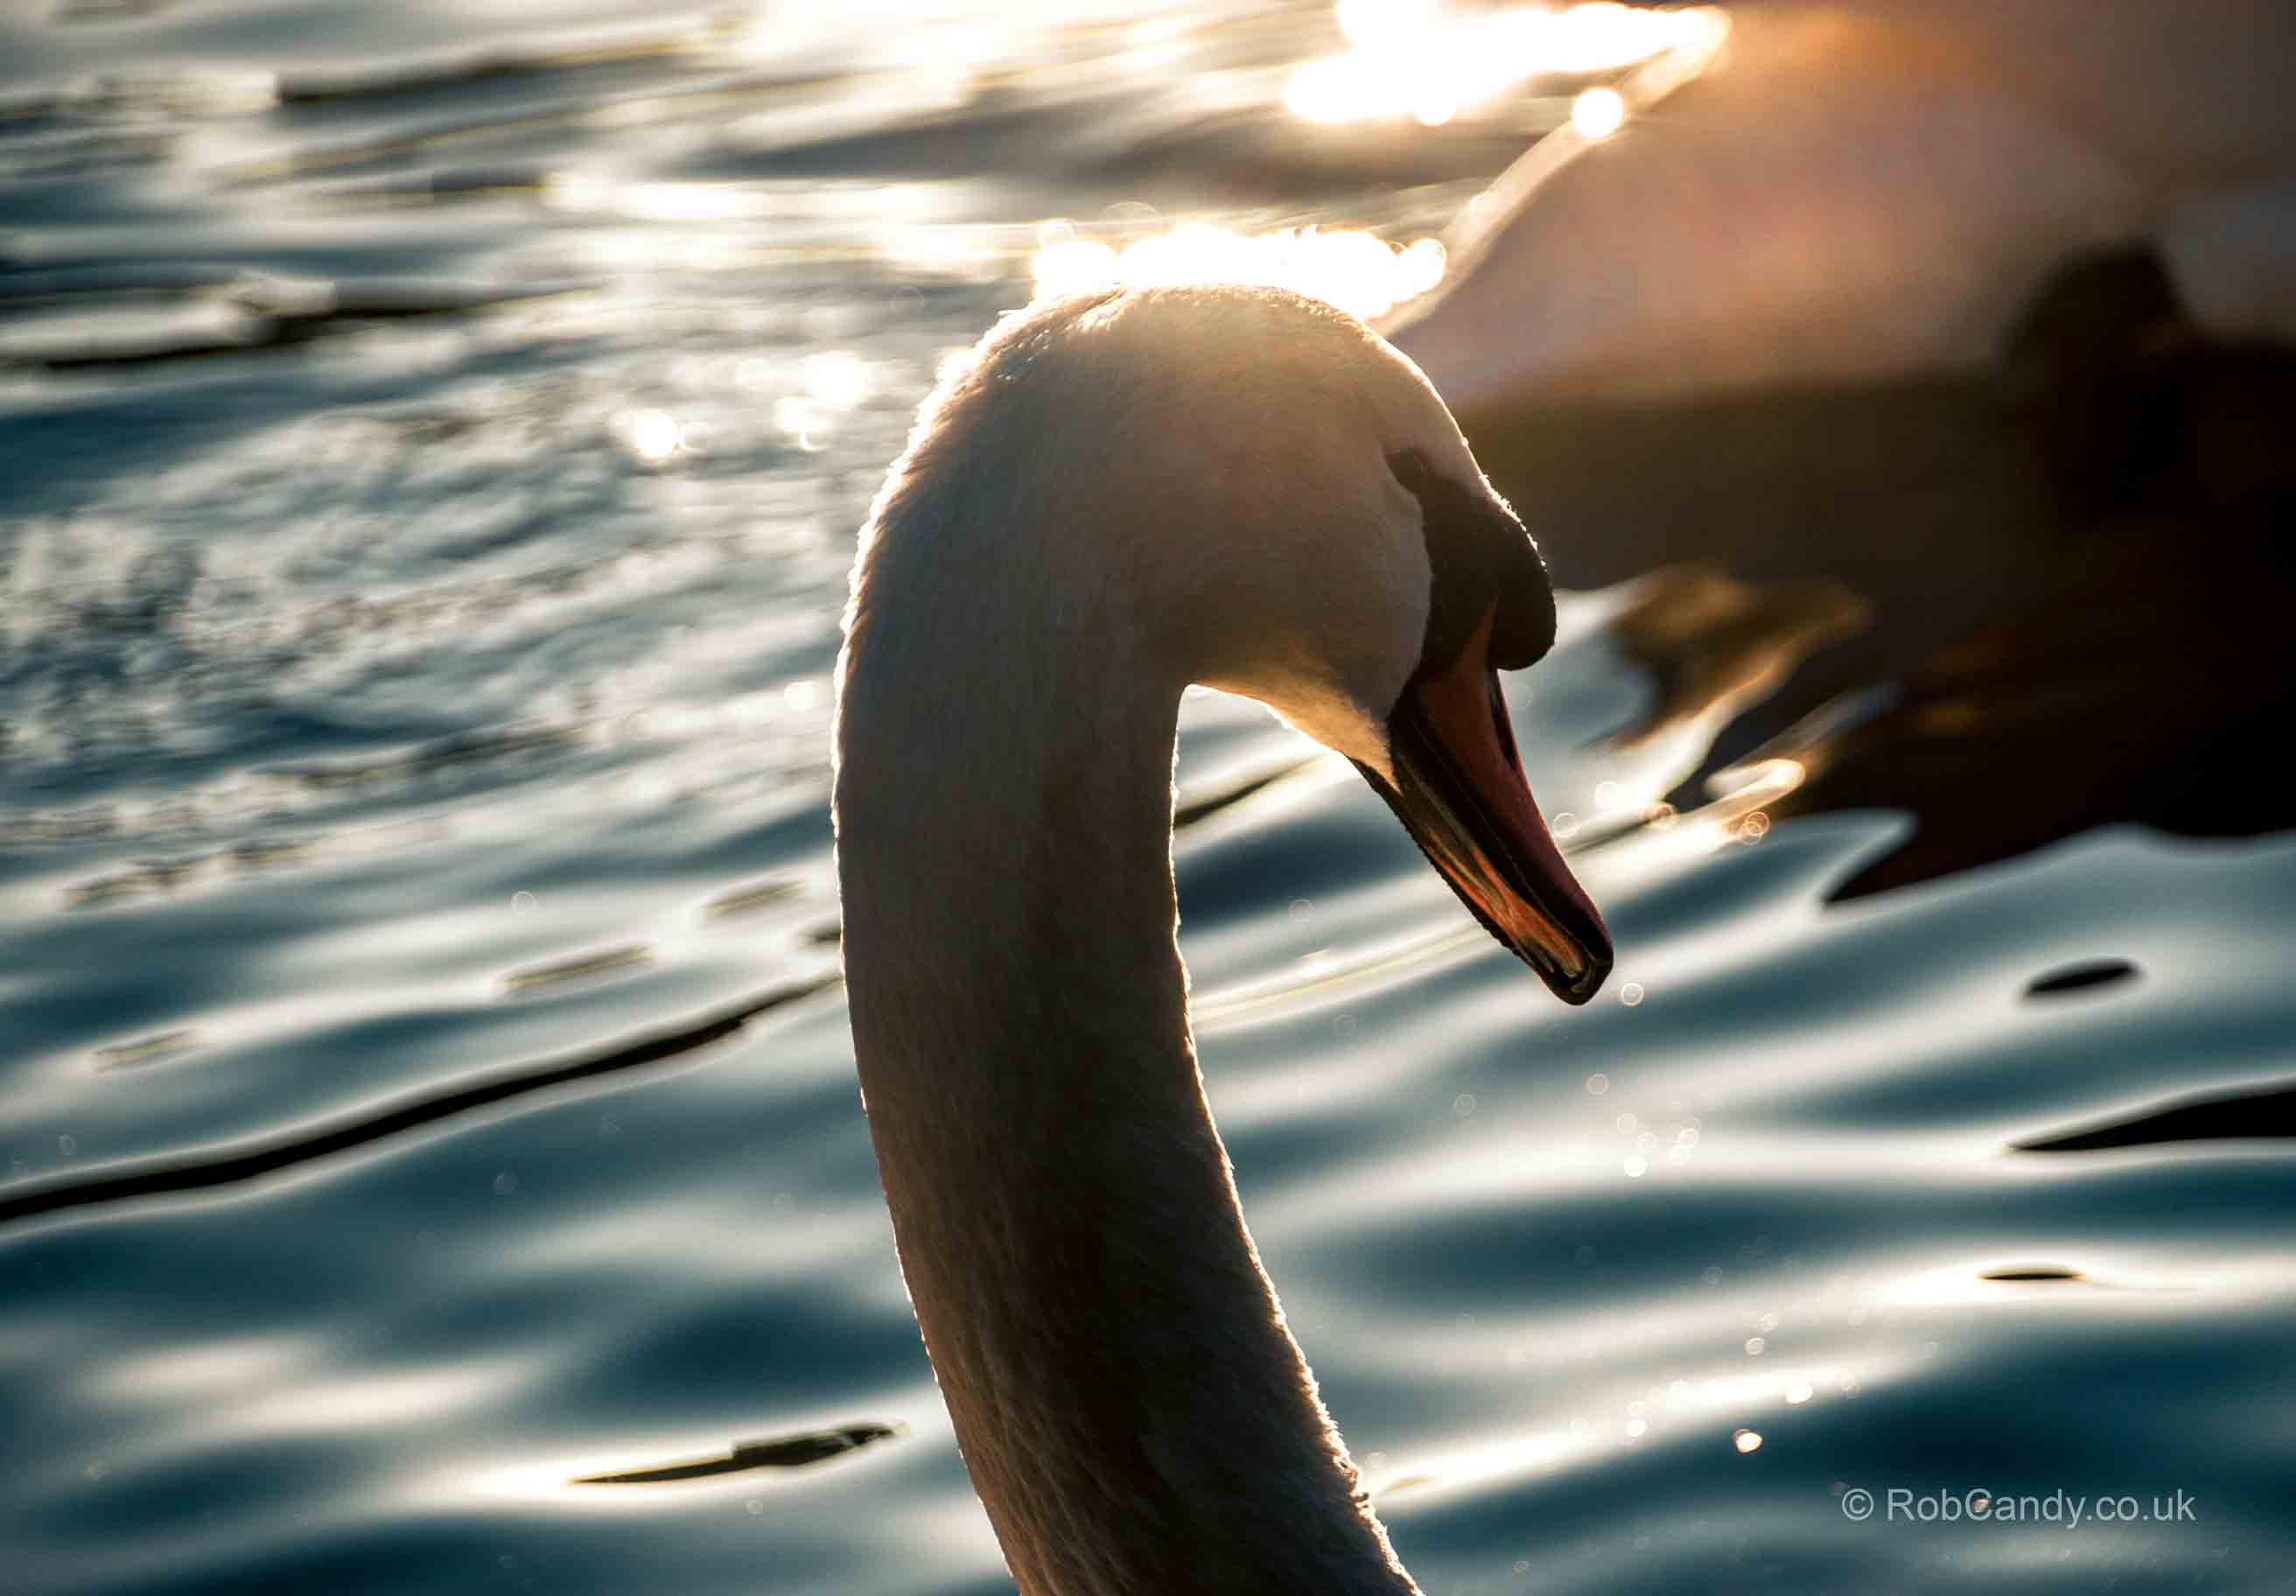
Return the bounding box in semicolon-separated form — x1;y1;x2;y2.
1356;607;1612;1004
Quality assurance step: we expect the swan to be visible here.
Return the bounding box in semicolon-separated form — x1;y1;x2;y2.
833;284;1611;1594
1384;0;2296;415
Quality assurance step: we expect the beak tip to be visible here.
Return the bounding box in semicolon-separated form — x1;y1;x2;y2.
1532;914;1613;1005
1552;948;1614;1006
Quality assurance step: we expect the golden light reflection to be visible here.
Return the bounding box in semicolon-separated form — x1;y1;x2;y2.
1704;756;1806;821
803;351;872;411
1337;0;1438;50
1571;83;1628;138
1598;752;1807;873
1362;1354;1897;1503
768;350;878;452
1029;223;1447;321
1285;3;1727;128
612;408;682;465
541;172;771;224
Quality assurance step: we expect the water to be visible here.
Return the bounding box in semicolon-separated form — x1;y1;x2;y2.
4;4;2292;1592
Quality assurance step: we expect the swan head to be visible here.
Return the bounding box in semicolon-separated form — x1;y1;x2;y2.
853;284;1611;1003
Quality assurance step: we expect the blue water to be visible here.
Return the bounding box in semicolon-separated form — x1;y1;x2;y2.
4;4;2293;1592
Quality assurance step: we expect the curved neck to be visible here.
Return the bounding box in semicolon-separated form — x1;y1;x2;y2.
836;618;1417;1596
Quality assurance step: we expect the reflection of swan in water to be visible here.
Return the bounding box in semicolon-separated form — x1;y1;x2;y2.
1385;0;2296;412
1380;0;2296;897
833;286;1608;1594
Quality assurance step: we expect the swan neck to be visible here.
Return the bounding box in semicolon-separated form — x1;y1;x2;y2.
836;634;1416;1596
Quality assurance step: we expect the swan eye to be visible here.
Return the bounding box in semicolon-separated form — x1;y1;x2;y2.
1387;448;1557;674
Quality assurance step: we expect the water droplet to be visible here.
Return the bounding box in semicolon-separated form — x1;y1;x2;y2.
492;1171;518;1195
745;1498;764;1516
1787;1382;1814;1404
57;1134;76;1157
1620;981;1645;1007
1452;1093;1477;1117
1614;1112;1638;1133
1623;1155;1648;1178
1732;1428;1762;1454
1584;1073;1610;1096
1744;1336;1766;1356
511;891;536;915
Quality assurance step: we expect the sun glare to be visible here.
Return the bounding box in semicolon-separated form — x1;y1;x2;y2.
1285;2;1727;127
1571;84;1628;138
1028;225;1447;320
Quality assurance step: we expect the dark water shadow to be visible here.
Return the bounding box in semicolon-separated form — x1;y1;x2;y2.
571;1423;902;1485
8;277;591;370
1172;753;1319;830
2015;1077;2296;1154
0;970;843;1229
2024;958;2138;999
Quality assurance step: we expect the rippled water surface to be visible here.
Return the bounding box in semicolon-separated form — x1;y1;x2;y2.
4;4;2293;1593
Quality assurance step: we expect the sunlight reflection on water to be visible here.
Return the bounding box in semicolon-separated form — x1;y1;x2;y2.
1287;2;1726;127
1;1;2292;1593
1031;221;1447;318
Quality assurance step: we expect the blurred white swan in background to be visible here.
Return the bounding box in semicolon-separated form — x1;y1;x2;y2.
834;286;1609;1595
1384;0;2296;413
